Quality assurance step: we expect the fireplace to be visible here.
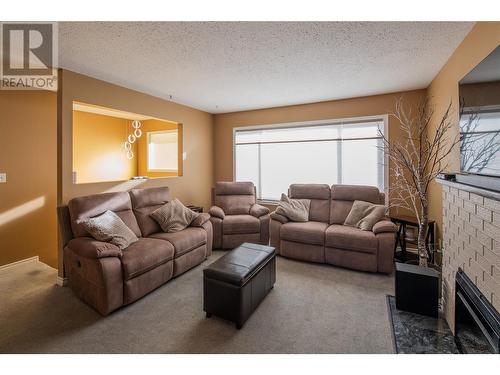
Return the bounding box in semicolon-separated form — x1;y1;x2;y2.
455;268;500;353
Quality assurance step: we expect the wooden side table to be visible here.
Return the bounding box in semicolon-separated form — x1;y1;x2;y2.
390;215;435;263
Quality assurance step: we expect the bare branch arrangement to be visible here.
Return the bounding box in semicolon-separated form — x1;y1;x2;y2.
379;97;464;267
460;111;500;173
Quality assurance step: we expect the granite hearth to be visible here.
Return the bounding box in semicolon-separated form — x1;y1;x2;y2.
387;295;459;353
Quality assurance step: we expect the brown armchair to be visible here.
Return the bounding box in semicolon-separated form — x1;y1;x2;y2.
209;181;270;249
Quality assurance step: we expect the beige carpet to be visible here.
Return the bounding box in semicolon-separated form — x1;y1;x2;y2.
0;251;395;353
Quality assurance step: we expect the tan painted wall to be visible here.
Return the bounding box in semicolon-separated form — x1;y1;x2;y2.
58;69;214;274
0;91;58;268
59;70;213;205
213;89;426;213
426;22;500;331
72;110;138;184
137;119;182;178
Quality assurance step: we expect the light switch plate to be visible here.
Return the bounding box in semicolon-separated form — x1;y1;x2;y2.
0;173;6;183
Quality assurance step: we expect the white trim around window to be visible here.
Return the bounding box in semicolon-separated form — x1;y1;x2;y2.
147;129;179;173
232;114;389;203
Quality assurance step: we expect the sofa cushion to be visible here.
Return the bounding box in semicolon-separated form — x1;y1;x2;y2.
68;191;141;238
66;237;122;259
330;185;382;224
79;210;138;250
215;195;255;215
121;238;175;280
280;221;328;245
325;224;378;254
289;184;331;200
130;187;171;237
275;193;310;222
223;214;260;234
151;198;199;233
213;182;256;215
289;184;330;223
191;213;210;227
344;200;385;231
150;227;206;258
130;186;172;208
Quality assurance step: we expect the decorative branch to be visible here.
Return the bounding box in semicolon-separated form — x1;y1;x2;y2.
378;96;465;266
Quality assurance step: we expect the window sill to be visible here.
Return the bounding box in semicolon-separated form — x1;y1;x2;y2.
257;199;279;206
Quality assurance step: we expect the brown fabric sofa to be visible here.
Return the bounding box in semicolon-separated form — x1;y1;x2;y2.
270;184;397;274
59;186;212;315
209;182;270;249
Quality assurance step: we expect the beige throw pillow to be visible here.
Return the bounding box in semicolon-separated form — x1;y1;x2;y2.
151;198;199;233
344;200;386;231
80;210;138;249
275;193;310;222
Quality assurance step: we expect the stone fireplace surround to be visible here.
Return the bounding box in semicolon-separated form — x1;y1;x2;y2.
439;179;500;332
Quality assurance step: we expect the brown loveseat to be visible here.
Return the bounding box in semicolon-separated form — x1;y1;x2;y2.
59;186;212;315
209;182;270;249
269;184;397;273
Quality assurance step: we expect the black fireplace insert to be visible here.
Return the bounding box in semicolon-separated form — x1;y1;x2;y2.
455;268;500;354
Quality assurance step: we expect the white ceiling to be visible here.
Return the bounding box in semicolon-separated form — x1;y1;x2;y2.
59;22;474;114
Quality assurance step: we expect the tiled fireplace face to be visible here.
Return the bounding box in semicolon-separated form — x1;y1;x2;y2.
442;185;500;332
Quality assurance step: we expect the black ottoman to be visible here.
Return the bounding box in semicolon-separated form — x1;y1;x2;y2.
203;242;276;329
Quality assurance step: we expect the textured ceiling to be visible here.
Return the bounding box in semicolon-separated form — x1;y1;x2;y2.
59;22;474;114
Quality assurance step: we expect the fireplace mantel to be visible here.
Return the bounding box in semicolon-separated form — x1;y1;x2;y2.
437;178;500;202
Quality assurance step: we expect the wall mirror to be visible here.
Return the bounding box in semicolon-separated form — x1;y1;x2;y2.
458;46;500;178
72;102;183;184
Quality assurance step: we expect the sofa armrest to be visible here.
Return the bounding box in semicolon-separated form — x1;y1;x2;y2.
66;237;122;259
250;203;270;218
190;212;210;227
270;212;289;224
372;220;398;234
208;205;225;219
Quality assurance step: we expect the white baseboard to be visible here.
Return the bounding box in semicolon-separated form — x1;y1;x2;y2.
56;276;68;287
0;256;39;272
0;257;67;287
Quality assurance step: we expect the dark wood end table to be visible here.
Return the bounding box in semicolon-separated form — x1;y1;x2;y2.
390;215;435;263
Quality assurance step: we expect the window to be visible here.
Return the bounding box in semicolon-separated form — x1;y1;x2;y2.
147;130;178;172
234;117;386;201
460;110;500;177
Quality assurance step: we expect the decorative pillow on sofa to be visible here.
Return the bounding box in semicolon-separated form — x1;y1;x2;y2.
344;200;386;231
151;198;199;233
275;193;310;222
79;210;138;249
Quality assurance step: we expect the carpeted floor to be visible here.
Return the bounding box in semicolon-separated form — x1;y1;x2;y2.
0;251;395;353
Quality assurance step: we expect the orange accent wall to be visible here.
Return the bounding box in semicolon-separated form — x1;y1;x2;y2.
72;110;138;184
137;119;183;178
0;90;58;268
